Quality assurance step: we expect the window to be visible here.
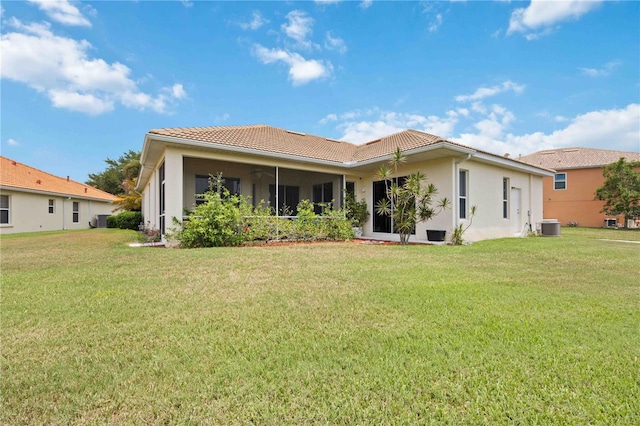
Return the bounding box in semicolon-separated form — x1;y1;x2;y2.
72;201;79;223
269;184;300;215
459;170;468;219
346;181;355;197
312;182;333;214
0;195;9;224
554;173;566;190
48;199;55;214
159;162;165;234
372;176;414;234
195;175;240;205
503;178;509;219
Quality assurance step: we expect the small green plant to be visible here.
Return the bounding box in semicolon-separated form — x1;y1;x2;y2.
171;174;244;247
344;191;370;227
450;205;477;245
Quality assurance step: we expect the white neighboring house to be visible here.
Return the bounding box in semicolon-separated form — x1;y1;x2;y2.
136;125;554;243
0;156;118;234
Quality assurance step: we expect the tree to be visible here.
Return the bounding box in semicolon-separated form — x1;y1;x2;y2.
375;148;450;244
595;158;640;229
86;150;141;196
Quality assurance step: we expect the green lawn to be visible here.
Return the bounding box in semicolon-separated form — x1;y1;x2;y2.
1;228;639;424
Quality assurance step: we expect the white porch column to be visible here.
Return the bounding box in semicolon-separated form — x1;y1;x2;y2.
164;148;184;232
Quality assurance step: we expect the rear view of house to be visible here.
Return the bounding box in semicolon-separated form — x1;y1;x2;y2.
0;156;118;234
519;148;640;228
136;125;553;243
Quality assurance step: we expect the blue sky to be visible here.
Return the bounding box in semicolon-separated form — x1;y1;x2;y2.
1;0;639;182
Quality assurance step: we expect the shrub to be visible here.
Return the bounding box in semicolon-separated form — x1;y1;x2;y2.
107;211;142;230
172;173;354;248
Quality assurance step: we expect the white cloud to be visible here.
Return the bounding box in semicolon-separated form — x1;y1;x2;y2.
330;109;461;144
27;0;91;27
252;44;332;86
169;83;187;99
324;32;347;54
359;0;373;9
281;10;315;49
240;11;269;31
181;0;193;8
314;0;341;4
0;18;185;115
215;112;230;123
455;80;525;103
508;0;603;38
579;60;622;77
428;13;443;33
7;138;20;146
454;104;640;156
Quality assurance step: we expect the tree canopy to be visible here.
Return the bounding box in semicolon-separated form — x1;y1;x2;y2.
87;150;141;211
86;150;141;195
595;157;640;229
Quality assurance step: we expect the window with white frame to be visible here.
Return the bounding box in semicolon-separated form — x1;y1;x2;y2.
459;169;468;219
554;173;566;190
0;195;10;224
48;199;55;214
72;201;79;223
503;178;509;219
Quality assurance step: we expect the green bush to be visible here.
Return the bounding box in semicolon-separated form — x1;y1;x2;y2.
107;211;142;230
172;174;354;248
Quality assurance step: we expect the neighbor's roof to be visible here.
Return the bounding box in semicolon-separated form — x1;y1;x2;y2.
148;125;496;164
518;148;640;170
0;156;118;202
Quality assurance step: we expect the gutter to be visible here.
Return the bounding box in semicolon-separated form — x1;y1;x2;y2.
0;185;117;203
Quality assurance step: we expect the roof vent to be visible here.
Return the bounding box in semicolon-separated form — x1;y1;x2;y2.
36;179;42;184
504;153;510;158
84;188;88;193
325;138;341;143
287;130;306;136
12;161;16;165
67;176;70;181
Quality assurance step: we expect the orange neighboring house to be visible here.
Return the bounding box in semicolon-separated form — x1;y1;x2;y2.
0;156;118;234
519;148;640;228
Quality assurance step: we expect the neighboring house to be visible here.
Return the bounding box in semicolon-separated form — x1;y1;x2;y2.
136;125;553;243
519;148;640;228
0;156;118;234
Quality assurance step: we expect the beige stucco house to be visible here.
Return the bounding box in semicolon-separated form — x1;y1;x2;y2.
0;156;118;234
136;125;553;243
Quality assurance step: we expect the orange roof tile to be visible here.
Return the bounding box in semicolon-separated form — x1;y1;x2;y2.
0;156;118;202
518;148;640;170
148;124;529;167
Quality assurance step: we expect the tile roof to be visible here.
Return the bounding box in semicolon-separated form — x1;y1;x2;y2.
518;148;640;170
0;156;118;202
149;125;358;164
148;125;468;164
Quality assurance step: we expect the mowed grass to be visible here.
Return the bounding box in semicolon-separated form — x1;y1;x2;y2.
1;228;638;424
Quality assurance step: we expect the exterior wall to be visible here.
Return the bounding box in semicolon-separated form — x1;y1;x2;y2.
139;145;547;243
0;189;114;235
542;167;625;227
461;160;543;242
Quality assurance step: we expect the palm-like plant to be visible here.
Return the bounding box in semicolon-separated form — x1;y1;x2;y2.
375;149;450;244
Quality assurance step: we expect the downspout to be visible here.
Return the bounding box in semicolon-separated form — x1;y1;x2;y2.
275;166;279;238
454;154;473;228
